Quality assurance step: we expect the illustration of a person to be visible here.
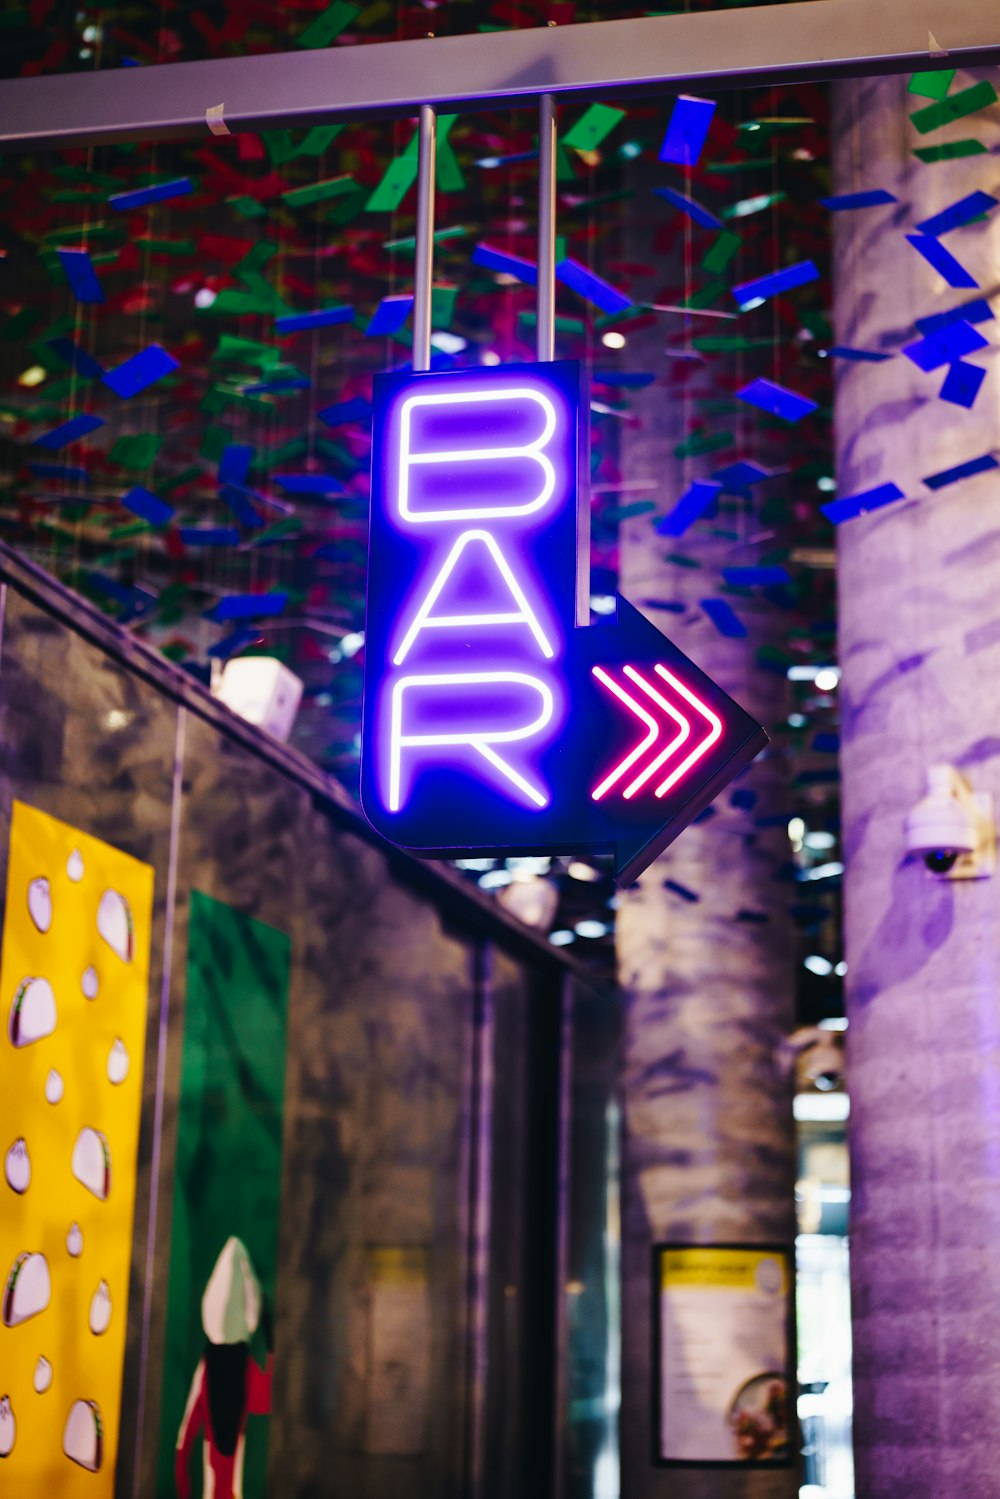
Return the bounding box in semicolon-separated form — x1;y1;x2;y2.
175;1237;273;1499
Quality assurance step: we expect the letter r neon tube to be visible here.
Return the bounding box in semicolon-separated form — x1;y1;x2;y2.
389;671;554;811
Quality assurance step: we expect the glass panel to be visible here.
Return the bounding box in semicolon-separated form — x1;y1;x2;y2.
0;573;607;1497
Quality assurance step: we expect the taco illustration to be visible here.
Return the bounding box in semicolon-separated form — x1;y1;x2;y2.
45;1068;63;1104
0;1395;15;1457
63;1399;103;1472
2;1251;51;1327
71;1128;111;1201
107;1038;129;1086
5;1138;30;1195
97;890;133;962
89;1280;111;1336
8;977;56;1047
34;1357;52;1394
27;877;52;933
66;1223;83;1258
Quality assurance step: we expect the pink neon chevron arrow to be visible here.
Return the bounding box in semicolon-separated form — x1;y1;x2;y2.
590;663;723;802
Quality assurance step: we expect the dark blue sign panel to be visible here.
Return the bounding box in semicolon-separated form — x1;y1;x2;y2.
361;361;767;883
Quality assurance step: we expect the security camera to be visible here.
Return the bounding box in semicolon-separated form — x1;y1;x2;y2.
776;1026;845;1090
903;764;995;880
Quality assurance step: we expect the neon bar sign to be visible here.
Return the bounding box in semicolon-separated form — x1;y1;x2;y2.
361;361;767;883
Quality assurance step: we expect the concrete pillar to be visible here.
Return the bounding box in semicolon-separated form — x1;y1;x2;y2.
614;184;799;1498
832;70;1000;1499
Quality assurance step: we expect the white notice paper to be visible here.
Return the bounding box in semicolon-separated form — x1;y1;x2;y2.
365;1246;432;1456
657;1246;791;1464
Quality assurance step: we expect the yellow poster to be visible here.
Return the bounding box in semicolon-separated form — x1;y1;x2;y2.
0;800;154;1496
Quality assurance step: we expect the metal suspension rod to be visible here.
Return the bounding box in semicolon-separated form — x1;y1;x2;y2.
536;94;557;363
412;104;437;374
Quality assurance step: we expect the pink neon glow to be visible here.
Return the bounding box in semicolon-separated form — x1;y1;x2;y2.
590;666;660;801
589;662;725;803
619;667;691;799
650;664;722;797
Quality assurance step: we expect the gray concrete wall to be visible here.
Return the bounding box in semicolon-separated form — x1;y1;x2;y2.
832;69;1000;1499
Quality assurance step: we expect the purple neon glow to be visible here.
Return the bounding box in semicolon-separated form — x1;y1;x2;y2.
397;384;560;523
389;672;554;810
376;375;573;814
393;528;555;665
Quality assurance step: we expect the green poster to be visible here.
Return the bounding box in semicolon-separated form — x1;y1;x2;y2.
157;891;290;1499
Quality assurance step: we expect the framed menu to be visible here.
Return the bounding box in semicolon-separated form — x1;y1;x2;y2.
653;1243;795;1467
